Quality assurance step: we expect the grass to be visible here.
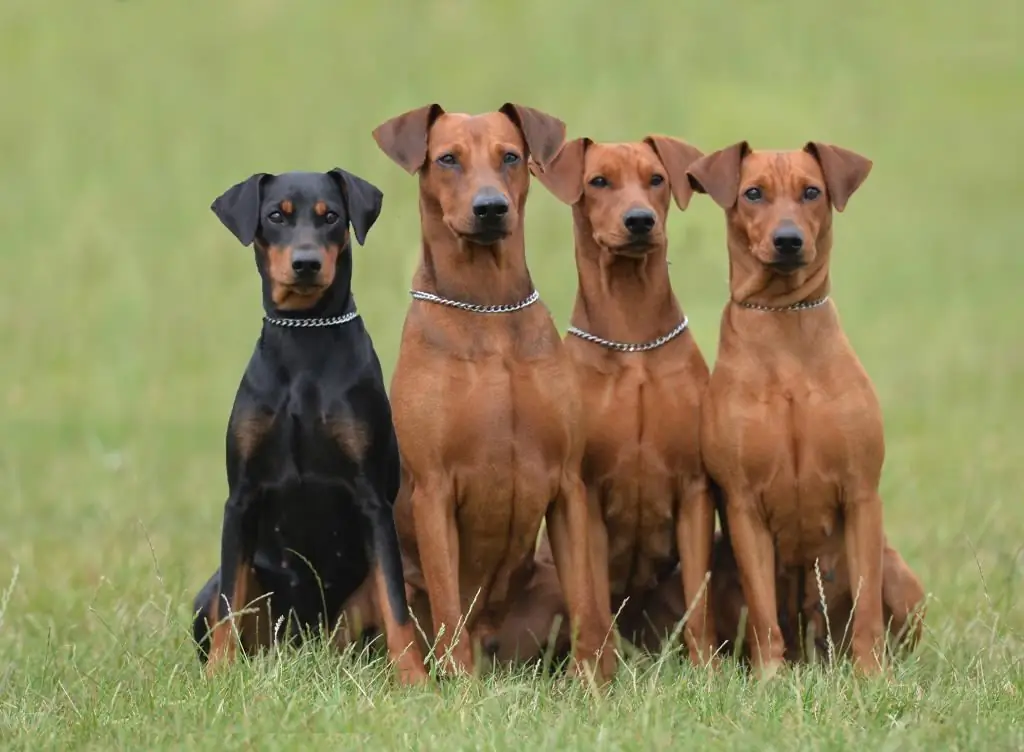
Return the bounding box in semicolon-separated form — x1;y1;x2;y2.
0;0;1021;748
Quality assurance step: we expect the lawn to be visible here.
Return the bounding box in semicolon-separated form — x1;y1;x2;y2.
0;0;1021;749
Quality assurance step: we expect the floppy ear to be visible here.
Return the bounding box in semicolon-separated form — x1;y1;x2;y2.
644;135;705;210
372;104;446;174
210;173;270;246
499;103;567;168
685;141;750;210
329;168;384;246
803;142;873;212
529;138;590;205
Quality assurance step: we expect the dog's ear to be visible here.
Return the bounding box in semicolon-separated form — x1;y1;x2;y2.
685;141;750;210
803;142;873;212
329;168;384;246
644;135;705;211
372;104;446;174
529;138;590;205
210;173;270;246
499;103;567;168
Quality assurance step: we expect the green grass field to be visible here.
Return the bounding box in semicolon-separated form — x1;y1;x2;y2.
1;1;1021;748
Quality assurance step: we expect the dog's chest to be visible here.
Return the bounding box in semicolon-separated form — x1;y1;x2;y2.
234;372;373;486
581;360;703;482
705;354;883;564
409;349;580;466
580;361;702;589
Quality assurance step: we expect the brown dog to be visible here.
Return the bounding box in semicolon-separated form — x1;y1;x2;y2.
686;142;926;677
372;104;614;681
530;137;718;664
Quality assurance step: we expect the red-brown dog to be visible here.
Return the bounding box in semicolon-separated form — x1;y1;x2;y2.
686;142;926;677
530;136;718;664
372;104;615;681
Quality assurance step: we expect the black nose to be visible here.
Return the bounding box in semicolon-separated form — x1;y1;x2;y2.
623;208;656;235
291;247;322;276
472;189;510;223
772;226;804;255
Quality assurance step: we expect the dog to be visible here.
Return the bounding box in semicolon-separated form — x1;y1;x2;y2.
191;169;428;685
372;103;615;681
685;142;926;677
529;136;718;665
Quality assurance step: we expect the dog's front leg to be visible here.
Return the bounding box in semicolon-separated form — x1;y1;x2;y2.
359;479;429;685
844;489;886;674
676;477;719;666
410;479;471;675
547;474;616;683
723;495;784;679
206;495;254;675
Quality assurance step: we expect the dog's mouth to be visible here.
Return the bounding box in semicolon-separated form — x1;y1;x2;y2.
770;255;806;274
611;240;657;257
281;280;328;297
457;227;510;246
766;258;807;275
598;234;660;257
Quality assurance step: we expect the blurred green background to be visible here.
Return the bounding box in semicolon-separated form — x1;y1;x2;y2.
0;0;1020;745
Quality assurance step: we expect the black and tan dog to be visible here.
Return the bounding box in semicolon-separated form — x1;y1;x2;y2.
192;169;428;685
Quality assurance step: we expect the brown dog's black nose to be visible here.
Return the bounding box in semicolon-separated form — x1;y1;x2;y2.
291;246;322;277
772;226;804;255
472;189;510;223
623;208;656;236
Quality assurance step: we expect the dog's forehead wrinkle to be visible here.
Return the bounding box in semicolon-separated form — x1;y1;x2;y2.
265;182;343;211
588;143;653;177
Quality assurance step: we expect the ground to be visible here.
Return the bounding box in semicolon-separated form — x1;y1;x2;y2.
0;1;1021;749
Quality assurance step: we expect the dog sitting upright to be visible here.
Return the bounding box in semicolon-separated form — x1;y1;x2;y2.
192;169;428;685
530;136;718;665
686;143;926;677
372;104;614;681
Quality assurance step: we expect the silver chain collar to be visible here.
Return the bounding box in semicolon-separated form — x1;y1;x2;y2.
567;316;690;353
409;288;540;314
734;296;830;313
263;310;360;328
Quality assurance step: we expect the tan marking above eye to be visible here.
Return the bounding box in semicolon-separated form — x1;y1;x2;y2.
314;201;328;216
280;199;294;215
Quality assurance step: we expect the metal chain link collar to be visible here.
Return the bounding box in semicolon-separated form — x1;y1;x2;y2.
734;296;830;312
263;310;360;328
566;316;690;353
409;288;540;314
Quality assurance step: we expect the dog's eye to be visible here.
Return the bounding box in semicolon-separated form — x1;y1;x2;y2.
802;186;822;202
503;151;521;165
589;176;609;188
650;174;665;187
324;211;339;224
268;211;285;224
743;187;763;202
437;153;458;167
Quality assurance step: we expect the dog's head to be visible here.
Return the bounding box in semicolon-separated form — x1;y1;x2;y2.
372;103;565;246
686;142;872;274
210;169;383;311
530;136;703;256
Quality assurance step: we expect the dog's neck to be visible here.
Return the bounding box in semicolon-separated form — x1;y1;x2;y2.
726;224;832;310
570;209;683;344
413;198;535;306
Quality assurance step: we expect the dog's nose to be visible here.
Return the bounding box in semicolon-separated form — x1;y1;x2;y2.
772;226;804;255
471;189;510;223
291;246;322;276
623;208;656;235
